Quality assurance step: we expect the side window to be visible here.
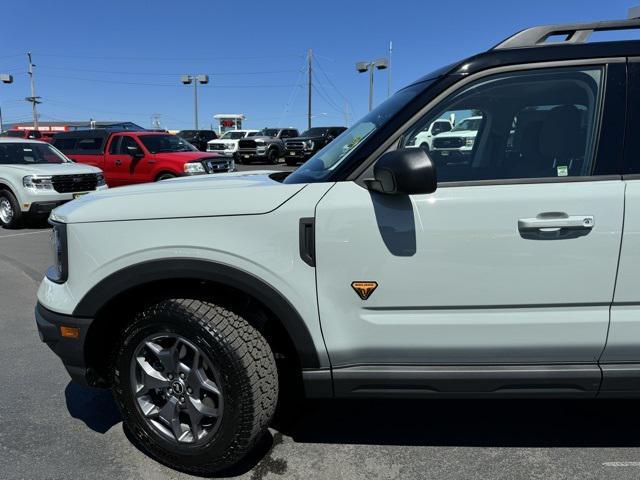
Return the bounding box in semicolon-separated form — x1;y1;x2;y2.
77;137;103;151
118;136;140;154
108;136;121;154
54;138;77;151
402;66;604;182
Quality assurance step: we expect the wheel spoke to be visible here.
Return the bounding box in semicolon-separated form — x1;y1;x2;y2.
136;356;170;394
156;397;186;441
187;396;218;418
146;340;179;373
188;367;221;398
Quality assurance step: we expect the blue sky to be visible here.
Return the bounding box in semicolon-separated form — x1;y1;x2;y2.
0;0;634;131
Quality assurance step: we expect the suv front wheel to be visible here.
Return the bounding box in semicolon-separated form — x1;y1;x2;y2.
111;298;278;475
0;190;22;229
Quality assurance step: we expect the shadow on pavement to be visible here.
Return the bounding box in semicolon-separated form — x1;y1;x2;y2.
65;382;640;475
282;398;640;448
65;382;121;434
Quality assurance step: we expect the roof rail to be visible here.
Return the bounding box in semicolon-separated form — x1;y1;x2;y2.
493;18;640;50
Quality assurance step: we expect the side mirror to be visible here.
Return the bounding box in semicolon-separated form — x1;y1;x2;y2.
127;145;143;158
364;148;437;195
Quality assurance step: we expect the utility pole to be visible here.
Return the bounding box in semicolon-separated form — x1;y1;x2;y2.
26;52;41;130
307;48;312;130
388;41;393;97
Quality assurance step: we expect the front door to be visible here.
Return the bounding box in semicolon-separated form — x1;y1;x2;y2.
315;63;625;390
106;135;151;186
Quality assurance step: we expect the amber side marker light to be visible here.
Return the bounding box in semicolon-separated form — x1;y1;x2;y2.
60;326;80;339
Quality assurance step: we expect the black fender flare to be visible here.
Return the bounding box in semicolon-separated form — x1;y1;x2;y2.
73;258;321;369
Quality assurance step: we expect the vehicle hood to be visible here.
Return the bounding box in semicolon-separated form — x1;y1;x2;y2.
52;171;305;223
152;151;225;162
435;130;477;138
285;136;324;142
0;162;101;176
250;136;277;141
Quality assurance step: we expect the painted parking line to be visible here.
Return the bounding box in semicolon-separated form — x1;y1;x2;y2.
603;462;640;467
0;230;49;239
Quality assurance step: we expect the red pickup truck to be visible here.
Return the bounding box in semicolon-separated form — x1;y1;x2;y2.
52;130;234;186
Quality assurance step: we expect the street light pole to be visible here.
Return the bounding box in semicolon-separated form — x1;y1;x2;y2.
194;78;199;129
356;58;388;112
0;73;14;133
181;74;209;130
368;64;374;112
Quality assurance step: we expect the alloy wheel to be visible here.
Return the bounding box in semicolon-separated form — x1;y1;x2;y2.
0;198;14;224
130;333;224;445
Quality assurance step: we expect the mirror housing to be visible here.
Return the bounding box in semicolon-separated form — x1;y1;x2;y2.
365;148;437;195
127;145;144;158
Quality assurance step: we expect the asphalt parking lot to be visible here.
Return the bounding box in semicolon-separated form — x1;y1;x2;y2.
3;163;640;480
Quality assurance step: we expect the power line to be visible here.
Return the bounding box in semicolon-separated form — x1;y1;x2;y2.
36;65;301;77
37;73;299;88
35;52;304;61
311;72;345;114
314;55;354;108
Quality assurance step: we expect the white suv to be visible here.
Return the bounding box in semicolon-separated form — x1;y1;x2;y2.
206;129;259;156
0;139;106;228
35;16;640;476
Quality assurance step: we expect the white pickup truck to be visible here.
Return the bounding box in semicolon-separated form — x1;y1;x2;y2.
0;139;106;228
206;129;258;156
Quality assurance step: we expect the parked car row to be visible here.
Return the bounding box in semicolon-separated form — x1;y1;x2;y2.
0;120;348;228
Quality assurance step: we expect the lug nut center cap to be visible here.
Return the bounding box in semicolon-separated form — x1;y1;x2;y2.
171;380;185;395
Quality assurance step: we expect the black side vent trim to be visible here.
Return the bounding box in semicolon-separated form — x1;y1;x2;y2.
299;217;316;267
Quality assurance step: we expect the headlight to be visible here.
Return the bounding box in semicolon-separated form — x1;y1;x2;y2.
183;162;205;174
96;173;106;186
23;175;54;191
254;139;264;143
46;221;68;284
304;140;315;151
465;138;475;148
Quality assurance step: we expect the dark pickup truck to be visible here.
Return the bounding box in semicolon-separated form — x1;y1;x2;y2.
53;130;234;186
236;128;299;164
283;126;347;166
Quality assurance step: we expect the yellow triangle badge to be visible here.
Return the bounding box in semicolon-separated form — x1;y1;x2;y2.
351;281;378;300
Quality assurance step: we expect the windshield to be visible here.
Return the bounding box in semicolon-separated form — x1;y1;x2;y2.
300;128;329;137
258;129;279;137
138;134;197;153
0;142;71;164
284;82;429;184
177;130;198;138
221;131;247;139
452;118;481;131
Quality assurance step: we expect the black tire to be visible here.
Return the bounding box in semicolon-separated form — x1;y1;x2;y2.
111;299;278;475
419;142;430;153
235;154;244;165
156;173;176;181
285;158;297;167
0;190;22;229
267;148;279;165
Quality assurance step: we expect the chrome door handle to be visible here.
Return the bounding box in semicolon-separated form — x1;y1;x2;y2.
518;214;594;231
